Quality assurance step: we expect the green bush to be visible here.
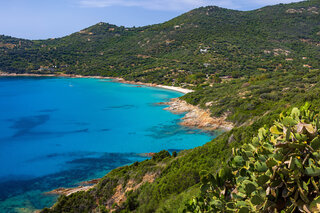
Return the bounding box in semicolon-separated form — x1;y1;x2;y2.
172;151;178;158
186;103;320;212
152;150;171;162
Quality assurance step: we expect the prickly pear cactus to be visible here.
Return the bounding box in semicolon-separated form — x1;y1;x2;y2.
185;103;320;213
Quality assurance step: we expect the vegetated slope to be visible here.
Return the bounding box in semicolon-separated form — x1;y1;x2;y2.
1;0;319;212
42;98;320;213
0;0;319;80
186;104;320;212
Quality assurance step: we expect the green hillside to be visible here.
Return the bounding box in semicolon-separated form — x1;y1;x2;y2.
1;0;320;212
1;0;319;80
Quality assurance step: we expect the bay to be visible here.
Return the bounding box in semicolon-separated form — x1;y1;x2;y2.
0;77;216;212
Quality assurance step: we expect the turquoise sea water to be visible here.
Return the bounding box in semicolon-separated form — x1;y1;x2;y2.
0;77;216;212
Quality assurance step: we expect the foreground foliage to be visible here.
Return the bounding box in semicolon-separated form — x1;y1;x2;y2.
186;103;320;212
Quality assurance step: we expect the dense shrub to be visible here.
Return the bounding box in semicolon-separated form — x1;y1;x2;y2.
186;103;320;212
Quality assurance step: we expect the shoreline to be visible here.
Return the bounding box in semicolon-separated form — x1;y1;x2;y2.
0;72;193;94
160;98;234;131
45;179;101;196
1;71;233;131
1;71;234;198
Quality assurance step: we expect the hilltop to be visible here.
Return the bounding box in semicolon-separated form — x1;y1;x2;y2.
0;0;319;80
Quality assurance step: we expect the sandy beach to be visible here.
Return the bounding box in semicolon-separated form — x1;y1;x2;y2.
0;72;193;94
155;85;193;94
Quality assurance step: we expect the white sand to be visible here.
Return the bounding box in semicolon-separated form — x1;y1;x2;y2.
156;85;193;94
0;72;194;94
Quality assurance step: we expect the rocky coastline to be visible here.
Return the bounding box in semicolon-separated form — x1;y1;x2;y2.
45;185;96;196
161;98;234;131
45;178;101;196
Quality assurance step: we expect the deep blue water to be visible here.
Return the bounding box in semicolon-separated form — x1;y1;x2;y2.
0;77;216;212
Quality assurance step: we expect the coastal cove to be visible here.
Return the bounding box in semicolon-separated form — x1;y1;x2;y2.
0;72;234;131
0;77;219;212
0;72;194;94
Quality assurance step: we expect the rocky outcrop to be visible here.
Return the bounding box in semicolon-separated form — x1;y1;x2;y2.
45;185;96;196
107;172;158;211
162;98;234;131
45;178;101;196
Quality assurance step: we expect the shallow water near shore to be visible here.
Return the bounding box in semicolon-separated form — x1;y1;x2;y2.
0;77;216;212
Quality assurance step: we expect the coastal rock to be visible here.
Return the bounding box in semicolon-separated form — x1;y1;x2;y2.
45;185;95;196
79;178;101;186
163;98;234;131
137;152;156;157
45;178;101;196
